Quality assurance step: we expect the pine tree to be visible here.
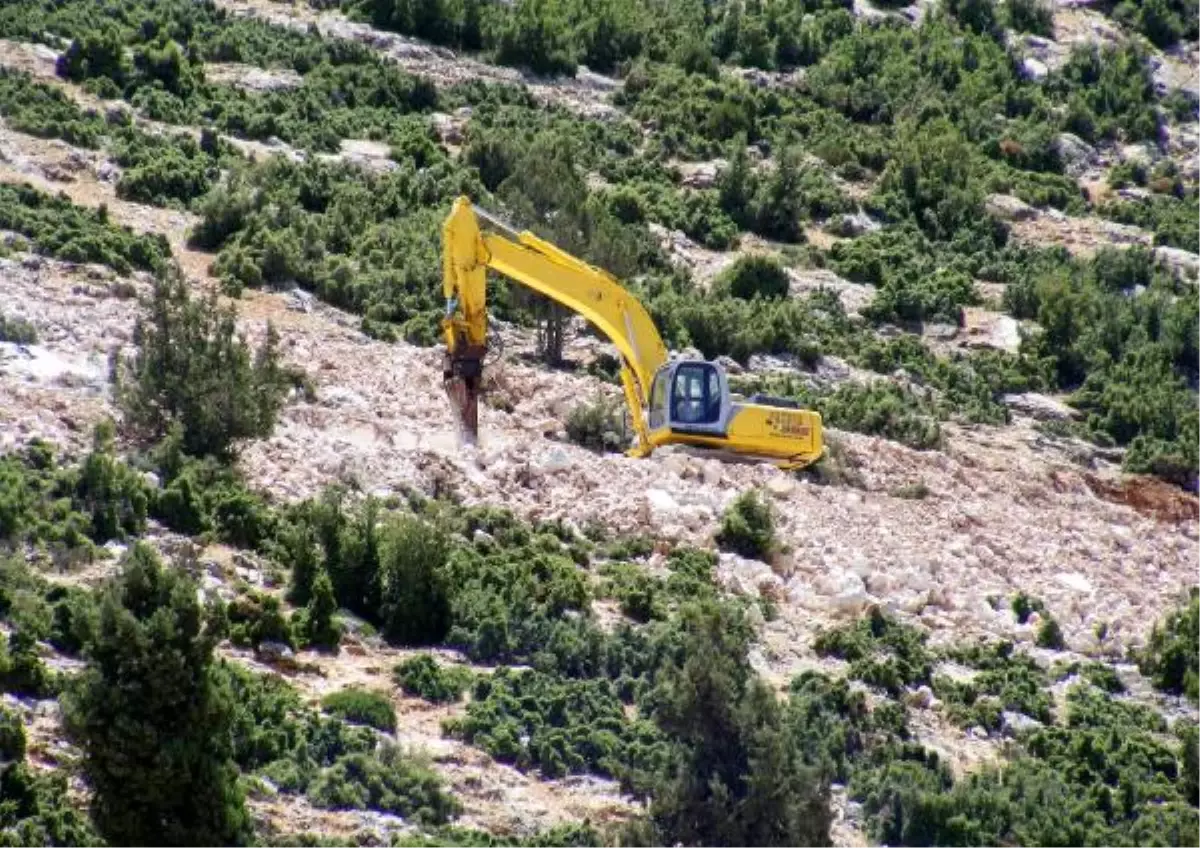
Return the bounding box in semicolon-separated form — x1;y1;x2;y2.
63;543;250;846
379;516;451;645
285;520;321;607
113;270;289;458
645;600;831;846
305;567;342;652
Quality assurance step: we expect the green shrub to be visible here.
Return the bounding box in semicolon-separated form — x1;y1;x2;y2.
441;538;591;666
717;254;790;301
0;312;38;345
0;629;59;700
1035;616;1065;650
395;656;474;704
227;591;294;649
1011;592;1045;625
65;421;151;543
935;648;1052;731
298;568;342;652
0;763;101;845
0;182;169;275
565;395;625;453
0;67;105;148
307;744;459;824
1113;0;1197;47
715;489;776;560
1004;0;1054;35
321;687;397;733
597;562;665;623
0;705;25;762
1138;588;1199;703
814;607;934;697
444;667;667;782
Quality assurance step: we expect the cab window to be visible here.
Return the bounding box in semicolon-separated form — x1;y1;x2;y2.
671;363;721;426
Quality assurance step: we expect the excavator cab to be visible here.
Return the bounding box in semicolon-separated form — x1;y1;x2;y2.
648;360;731;438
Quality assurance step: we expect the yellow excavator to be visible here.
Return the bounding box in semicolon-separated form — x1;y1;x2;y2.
439;196;824;470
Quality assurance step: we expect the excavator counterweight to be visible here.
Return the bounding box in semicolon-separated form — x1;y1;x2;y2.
439;196;824;469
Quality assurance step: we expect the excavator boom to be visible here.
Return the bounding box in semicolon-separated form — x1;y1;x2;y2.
442;197;666;454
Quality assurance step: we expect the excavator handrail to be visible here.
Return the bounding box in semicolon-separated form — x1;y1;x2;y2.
441;196;669;401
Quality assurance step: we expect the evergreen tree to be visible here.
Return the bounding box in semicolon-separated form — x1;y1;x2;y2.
284;520;321;607
112;270;289;459
63;543;250;846
304;567;342;652
645;600;831;846
378;516;451;645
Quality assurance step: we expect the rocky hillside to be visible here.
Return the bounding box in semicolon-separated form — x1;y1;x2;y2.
0;0;1197;844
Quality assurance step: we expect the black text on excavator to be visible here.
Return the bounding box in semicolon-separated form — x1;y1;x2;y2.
440;197;824;470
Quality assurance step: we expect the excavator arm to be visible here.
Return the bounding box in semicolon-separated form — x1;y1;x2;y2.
441;196;667;455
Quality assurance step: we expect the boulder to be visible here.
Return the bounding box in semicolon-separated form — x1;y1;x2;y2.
1001;392;1080;422
765;475;797;499
984;194;1038;222
1120;143;1159;166
1155;246;1200;279
431;112;465;145
532;447;572;475
1057;571;1093;593
1020;57;1048;82
679;160;725;190
832;210;881;237
1054;133;1098;179
256;641;295;664
1001;710;1043;736
644;488;680;527
715;355;744;375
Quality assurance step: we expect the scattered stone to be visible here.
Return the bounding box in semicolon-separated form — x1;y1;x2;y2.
205;62;303;93
765;475;797;499
644;488;680;527
286;288;315;313
960;308;1021;354
787;268;876;315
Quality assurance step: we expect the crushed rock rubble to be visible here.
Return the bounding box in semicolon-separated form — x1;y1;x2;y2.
6;254;1192;669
